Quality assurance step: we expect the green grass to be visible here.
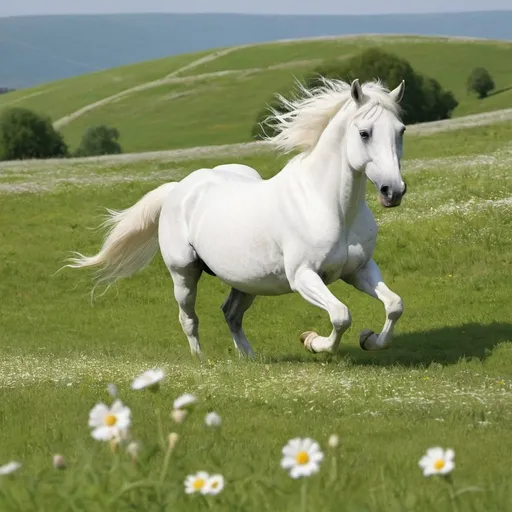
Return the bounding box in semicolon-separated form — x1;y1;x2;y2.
0;121;511;510
0;36;511;154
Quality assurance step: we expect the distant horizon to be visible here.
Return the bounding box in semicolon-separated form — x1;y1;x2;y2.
2;8;512;19
2;0;511;18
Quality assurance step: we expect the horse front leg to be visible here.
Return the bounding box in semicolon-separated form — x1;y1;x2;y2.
344;258;403;350
293;269;352;353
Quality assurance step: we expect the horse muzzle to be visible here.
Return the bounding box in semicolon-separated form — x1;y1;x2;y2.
378;182;407;208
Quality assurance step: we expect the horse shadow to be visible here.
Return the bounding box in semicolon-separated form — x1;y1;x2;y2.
262;322;512;368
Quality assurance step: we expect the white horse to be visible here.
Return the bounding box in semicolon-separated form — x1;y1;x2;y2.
68;78;408;358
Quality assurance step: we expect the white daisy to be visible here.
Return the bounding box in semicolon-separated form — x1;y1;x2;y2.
131;369;165;391
173;393;198;410
418;447;455;476
204;474;225;495
88;400;131;441
0;461;22;475
184;471;210;494
281;437;324;479
205;412;222;427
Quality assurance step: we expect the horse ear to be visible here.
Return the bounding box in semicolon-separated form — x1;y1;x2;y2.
350;79;363;104
389;80;405;103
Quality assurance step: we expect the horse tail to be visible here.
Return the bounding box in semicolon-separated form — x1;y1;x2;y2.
67;182;177;287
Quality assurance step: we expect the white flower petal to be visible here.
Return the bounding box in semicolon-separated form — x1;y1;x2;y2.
418;455;431;469
88;403;109;427
440;460;455;474
173;393;198;410
0;461;22;475
444;449;455;462
205;412;221;427
280;456;297;469
310;451;324;463
426;447;444;460
92;426;115;441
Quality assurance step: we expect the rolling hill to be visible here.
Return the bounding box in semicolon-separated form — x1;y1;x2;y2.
1;11;512;89
0;35;511;154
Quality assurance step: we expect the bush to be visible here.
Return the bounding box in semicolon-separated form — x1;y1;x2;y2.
252;48;458;139
0;107;68;161
467;67;495;98
74;125;122;157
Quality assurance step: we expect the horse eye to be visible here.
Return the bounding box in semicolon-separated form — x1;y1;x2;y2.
359;130;370;140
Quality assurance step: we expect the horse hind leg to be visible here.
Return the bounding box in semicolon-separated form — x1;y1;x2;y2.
169;264;203;359
221;288;256;358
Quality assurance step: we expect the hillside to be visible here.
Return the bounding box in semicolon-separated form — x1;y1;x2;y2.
1;11;512;89
0;35;511;154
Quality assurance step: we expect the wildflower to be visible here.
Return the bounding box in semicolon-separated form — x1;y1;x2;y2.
205;412;222;427
204;474;225;495
328;434;339;448
0;461;22;475
171;409;188;424
126;442;140;461
52;454;66;469
173;393;197;410
281;438;324;478
418;447;455;476
131;369;165;391
184;471;210;494
107;383;118;398
88;400;131;441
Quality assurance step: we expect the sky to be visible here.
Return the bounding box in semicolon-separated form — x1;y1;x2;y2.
1;0;511;17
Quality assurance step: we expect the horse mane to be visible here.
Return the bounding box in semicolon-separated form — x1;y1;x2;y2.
262;77;401;154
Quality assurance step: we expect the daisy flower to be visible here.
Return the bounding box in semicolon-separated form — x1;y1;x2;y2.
204;474;225;495
173;393;198;410
184;471;210;494
0;461;22;475
281;438;324;479
205;412;222;427
88;400;131;441
131;369;165;391
418;447;455;476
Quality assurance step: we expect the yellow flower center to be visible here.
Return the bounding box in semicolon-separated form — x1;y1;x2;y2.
104;414;117;427
296;451;310;465
211;481;219;489
193;478;206;490
434;459;445;471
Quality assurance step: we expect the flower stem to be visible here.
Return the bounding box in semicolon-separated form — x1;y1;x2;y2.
300;479;308;512
155;407;165;450
159;442;173;485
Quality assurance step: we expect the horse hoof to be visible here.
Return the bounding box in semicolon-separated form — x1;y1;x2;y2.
300;331;318;353
359;329;378;351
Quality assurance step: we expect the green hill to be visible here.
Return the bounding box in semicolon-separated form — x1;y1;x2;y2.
1;35;511;154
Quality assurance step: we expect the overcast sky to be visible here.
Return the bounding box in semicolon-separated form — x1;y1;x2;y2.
2;0;511;17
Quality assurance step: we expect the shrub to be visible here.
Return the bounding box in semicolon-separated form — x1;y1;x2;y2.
0;107;68;161
252;48;458;139
74;125;122;157
467;67;495;98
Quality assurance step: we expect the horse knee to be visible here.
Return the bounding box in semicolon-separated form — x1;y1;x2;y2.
330;304;352;331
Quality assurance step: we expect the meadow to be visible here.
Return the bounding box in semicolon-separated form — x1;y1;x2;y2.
0;35;511;153
0;113;511;510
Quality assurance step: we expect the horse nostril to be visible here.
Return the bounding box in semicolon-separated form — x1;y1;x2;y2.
380;185;390;197
402;182;407;195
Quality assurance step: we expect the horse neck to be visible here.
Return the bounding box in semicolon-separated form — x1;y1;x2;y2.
302;114;367;225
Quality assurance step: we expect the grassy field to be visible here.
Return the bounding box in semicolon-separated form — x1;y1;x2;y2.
0;117;511;510
0;36;511;154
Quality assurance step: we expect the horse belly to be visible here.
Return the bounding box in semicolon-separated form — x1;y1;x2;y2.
189;190;291;296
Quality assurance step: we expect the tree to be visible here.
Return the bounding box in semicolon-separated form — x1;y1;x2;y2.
0;107;68;161
252;48;458;139
467;67;495;98
74;125;122;157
